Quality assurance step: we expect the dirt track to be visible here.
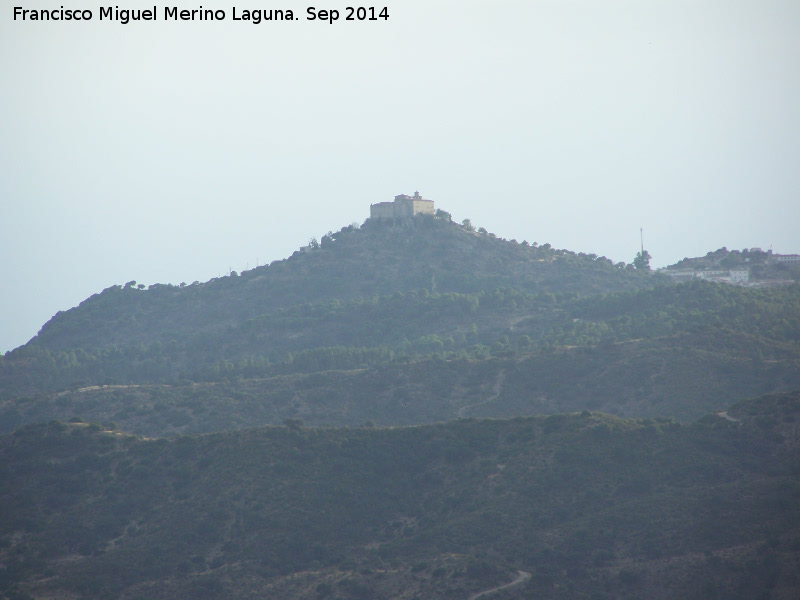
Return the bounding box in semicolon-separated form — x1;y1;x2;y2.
466;570;531;600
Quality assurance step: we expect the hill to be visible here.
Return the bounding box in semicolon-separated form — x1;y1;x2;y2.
2;210;800;599
26;216;648;355
1;391;799;600
1;212;799;432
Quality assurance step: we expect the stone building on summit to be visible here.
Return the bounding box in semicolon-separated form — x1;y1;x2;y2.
370;192;434;221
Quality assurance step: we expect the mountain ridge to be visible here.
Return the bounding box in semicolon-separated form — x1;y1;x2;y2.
28;215;652;354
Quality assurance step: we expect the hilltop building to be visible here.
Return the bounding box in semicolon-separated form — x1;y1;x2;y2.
661;267;750;286
370;192;434;221
771;253;800;265
659;247;798;288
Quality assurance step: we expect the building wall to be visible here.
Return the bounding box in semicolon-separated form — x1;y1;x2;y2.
663;268;752;285
411;199;435;216
370;202;396;220
730;269;749;283
394;195;415;219
661;269;697;281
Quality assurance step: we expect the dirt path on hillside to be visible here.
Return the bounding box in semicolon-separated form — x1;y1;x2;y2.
466;570;531;600
716;411;740;422
457;369;506;418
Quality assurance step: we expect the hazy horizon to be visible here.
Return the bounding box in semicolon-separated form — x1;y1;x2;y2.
2;0;799;352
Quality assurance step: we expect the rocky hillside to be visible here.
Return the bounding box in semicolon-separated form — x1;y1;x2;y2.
1;391;798;600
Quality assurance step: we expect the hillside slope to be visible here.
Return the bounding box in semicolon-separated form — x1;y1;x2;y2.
27;216;649;354
3;332;799;436
1;391;799;600
2;214;798;434
2;278;799;433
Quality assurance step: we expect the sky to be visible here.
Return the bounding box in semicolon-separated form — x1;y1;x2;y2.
1;0;799;353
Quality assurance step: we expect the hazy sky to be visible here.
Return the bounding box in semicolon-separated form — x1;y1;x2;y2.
2;0;799;352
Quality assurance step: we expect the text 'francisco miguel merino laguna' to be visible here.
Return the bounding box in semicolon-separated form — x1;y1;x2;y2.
13;6;390;24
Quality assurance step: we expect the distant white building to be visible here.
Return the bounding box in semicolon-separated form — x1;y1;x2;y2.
661;267;750;286
730;269;749;284
660;269;696;282
773;254;800;264
695;270;728;281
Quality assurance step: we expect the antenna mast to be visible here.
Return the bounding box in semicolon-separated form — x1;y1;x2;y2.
640;228;644;254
